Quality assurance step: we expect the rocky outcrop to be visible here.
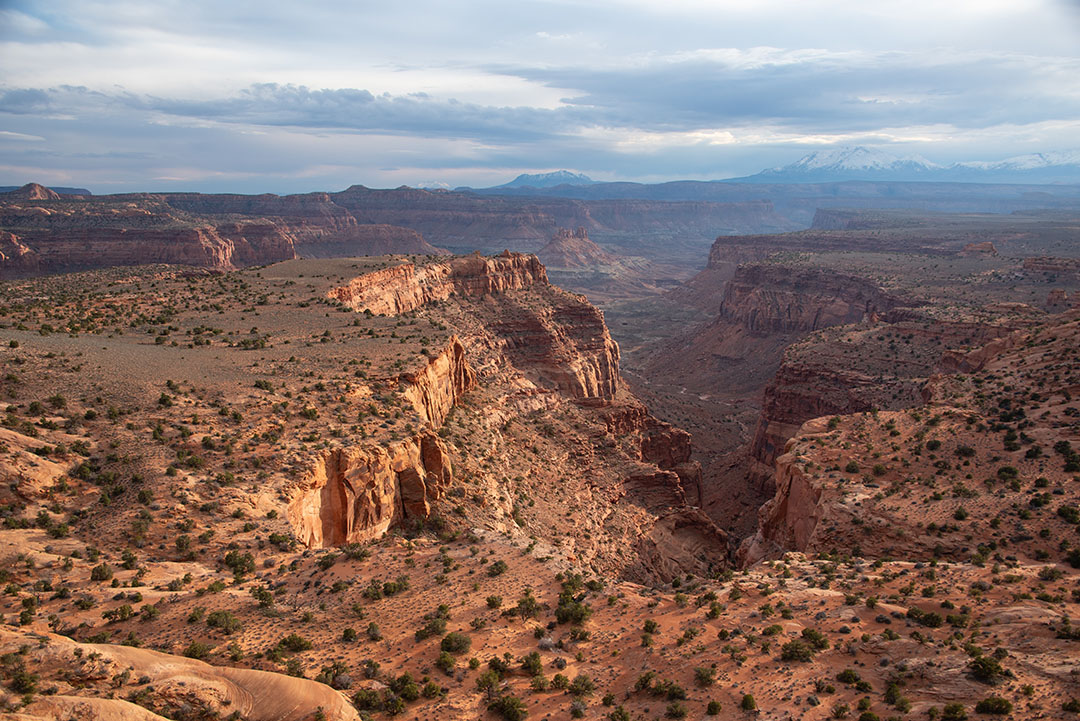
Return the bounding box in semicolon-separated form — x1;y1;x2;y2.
328;251;548;315
0;231;39;275
960;241;997;255
750;318;1016;485
537;227;615;268
3;223;297;276
489;289;620;400
718;264;912;336
288;432;452;548
748;362;880;477
1047;289;1070;309
1;183;61;201
602;403;703;504
1023;256;1080;280
0;628;360;721
739;419;830;566
631;509;731;581
399;337;476;428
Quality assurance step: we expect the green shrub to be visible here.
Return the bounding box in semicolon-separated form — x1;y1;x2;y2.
974;697;1012;714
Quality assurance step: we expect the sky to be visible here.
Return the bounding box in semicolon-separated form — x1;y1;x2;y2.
1;0;1079;192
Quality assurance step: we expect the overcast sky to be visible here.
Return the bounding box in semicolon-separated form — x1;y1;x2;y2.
1;0;1079;192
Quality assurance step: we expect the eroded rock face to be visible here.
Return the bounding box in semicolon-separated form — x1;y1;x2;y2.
0;190;440;277
748;362;879;478
0;214;298;277
748;318;1016;487
537;227;615;269
718;264;910;336
328;251;548;316
1;629;361;721
0;231;38;276
399;337;476;428
739;422;830;566
288;432;452;548
489;289;620;400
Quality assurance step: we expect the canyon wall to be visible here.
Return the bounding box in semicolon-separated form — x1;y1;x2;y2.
0;190;440;278
399;337;476;428
489;290;620;400
0;222;298;278
718;264;911;335
328;251;548;315
739;419;831;566
288;432;452;548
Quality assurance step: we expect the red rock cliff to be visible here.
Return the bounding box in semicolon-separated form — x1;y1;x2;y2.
287;432;452;548
718;264;910;336
328;251;548;315
398;337;476;428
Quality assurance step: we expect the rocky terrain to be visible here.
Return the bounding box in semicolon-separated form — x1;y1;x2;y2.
0;183;797;280
535;228;692;305
0;201;1079;721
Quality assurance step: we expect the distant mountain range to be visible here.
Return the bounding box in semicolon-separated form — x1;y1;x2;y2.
731;147;1080;184
0;185;92;195
487;170;596;190
471;147;1080;191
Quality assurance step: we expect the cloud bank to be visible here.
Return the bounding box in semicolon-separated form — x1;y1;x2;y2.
1;0;1078;191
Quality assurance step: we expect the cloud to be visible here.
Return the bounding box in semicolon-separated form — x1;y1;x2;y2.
0;0;1078;190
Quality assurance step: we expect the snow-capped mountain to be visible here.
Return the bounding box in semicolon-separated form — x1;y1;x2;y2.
492;170;595;189
737;146;942;182
733;146;1080;184
953;151;1080;174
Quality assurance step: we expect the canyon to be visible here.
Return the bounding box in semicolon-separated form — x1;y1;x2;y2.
1;195;1080;721
0;183;792;279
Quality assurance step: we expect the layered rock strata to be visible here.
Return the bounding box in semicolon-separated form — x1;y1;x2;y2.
288;432;452;548
328;251;548;316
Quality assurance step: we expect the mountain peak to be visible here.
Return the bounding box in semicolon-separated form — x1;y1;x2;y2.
2;183;62;200
783;146;940;172
736;146;1080;184
495;170;595;189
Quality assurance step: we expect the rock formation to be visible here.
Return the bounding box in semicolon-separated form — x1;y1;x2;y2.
537;227;615;269
1;182;61;201
0;628;361;721
960;240;997;255
327;251;548;316
718;264;912;336
399;337;476;428
288;432;452;548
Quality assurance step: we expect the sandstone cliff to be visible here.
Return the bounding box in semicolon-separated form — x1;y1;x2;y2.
487;291;620;400
537;227;615;268
718;264;912;335
0;188;441;277
288;431;452;548
399;337;476;428
328;251;548;315
0;230;39;275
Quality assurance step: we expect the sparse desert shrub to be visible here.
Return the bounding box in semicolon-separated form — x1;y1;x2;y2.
781;639;814;662
489;694;528;721
206;610;242;634
184;641;212;659
974;697;1012;714
969;655;1006;684
440;631;470;654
